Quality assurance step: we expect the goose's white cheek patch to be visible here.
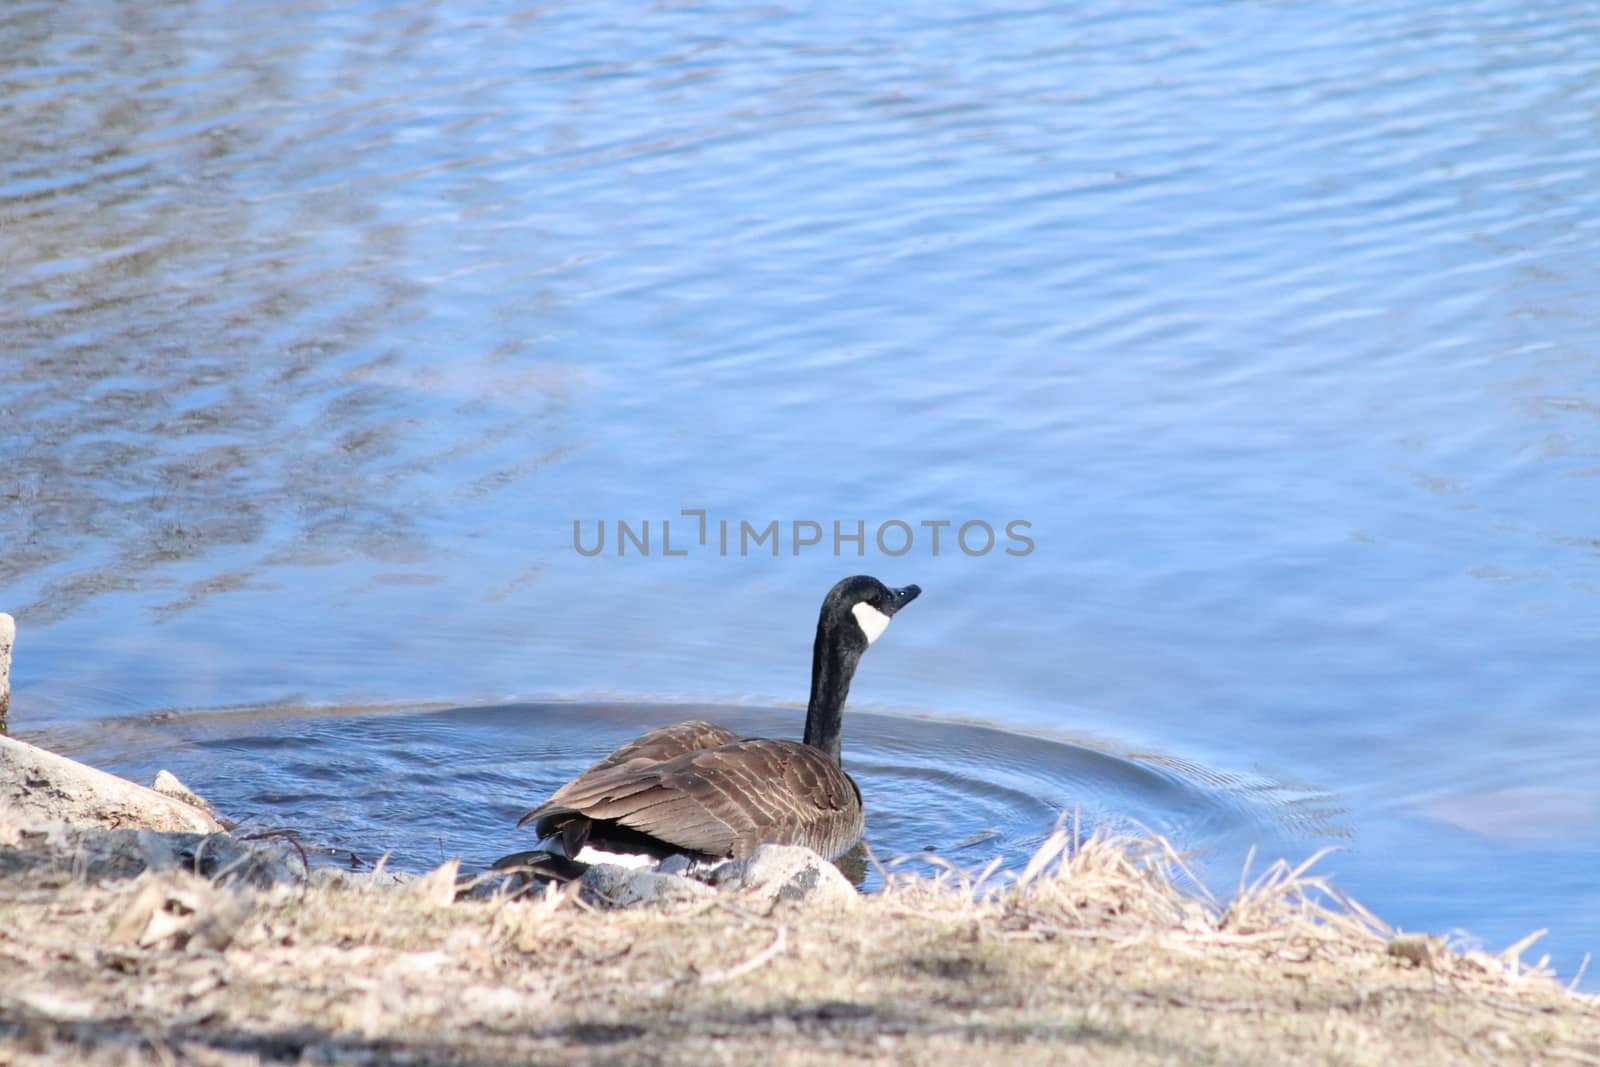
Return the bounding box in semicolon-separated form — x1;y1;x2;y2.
852;602;892;645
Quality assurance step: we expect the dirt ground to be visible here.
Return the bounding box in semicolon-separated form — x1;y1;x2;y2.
2;828;1596;1067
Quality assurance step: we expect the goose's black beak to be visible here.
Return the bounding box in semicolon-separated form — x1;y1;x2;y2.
883;584;921;616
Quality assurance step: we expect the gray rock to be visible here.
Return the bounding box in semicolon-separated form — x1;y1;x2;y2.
0;821;304;887
0;734;226;834
151;769;221;821
0;736;308;889
579;863;714;908
656;853;695;877
127;829;306;888
706;845;859;909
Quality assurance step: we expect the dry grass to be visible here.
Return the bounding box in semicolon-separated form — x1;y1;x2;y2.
1;825;1597;1066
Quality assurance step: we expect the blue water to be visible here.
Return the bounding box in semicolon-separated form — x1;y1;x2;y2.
36;701;1337;893
3;0;1598;983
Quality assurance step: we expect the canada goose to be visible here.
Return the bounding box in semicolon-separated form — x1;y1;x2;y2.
495;575;920;879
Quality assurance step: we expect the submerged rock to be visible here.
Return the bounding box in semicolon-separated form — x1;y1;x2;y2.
707;845;859;909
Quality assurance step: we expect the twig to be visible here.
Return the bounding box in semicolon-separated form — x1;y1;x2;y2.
699;925;788;986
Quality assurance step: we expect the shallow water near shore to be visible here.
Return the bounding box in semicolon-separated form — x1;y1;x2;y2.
4;0;1600;986
31;701;1341;892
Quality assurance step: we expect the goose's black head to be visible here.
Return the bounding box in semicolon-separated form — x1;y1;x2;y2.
818;575;922;652
804;576;920;762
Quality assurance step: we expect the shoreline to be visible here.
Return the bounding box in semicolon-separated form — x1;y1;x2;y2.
2;734;1597;1065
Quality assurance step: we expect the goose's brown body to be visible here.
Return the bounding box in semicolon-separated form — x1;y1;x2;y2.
504;576;919;874
519;720;864;861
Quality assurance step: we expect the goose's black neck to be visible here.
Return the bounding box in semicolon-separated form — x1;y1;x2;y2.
802;618;863;766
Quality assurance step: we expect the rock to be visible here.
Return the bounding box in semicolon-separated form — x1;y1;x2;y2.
0;737;307;888
151;769;221;821
579;863;714;908
0;734;226;834
706;845;859;910
0;612;14;734
129;829;305;887
0;817;304;888
656;853;695;877
562;848;860;910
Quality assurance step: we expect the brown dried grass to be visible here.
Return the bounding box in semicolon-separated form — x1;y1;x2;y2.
2;825;1597;1066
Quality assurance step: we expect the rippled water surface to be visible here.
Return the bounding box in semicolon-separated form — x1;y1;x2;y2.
40;702;1339;889
3;0;1599;982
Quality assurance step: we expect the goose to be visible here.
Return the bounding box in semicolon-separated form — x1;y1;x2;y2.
495;575;920;880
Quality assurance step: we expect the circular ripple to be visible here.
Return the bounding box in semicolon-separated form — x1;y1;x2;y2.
36;701;1345;888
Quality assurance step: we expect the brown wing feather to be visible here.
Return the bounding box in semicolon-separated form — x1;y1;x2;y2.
526;738;863;860
578;720;743;772
517;719;741;828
